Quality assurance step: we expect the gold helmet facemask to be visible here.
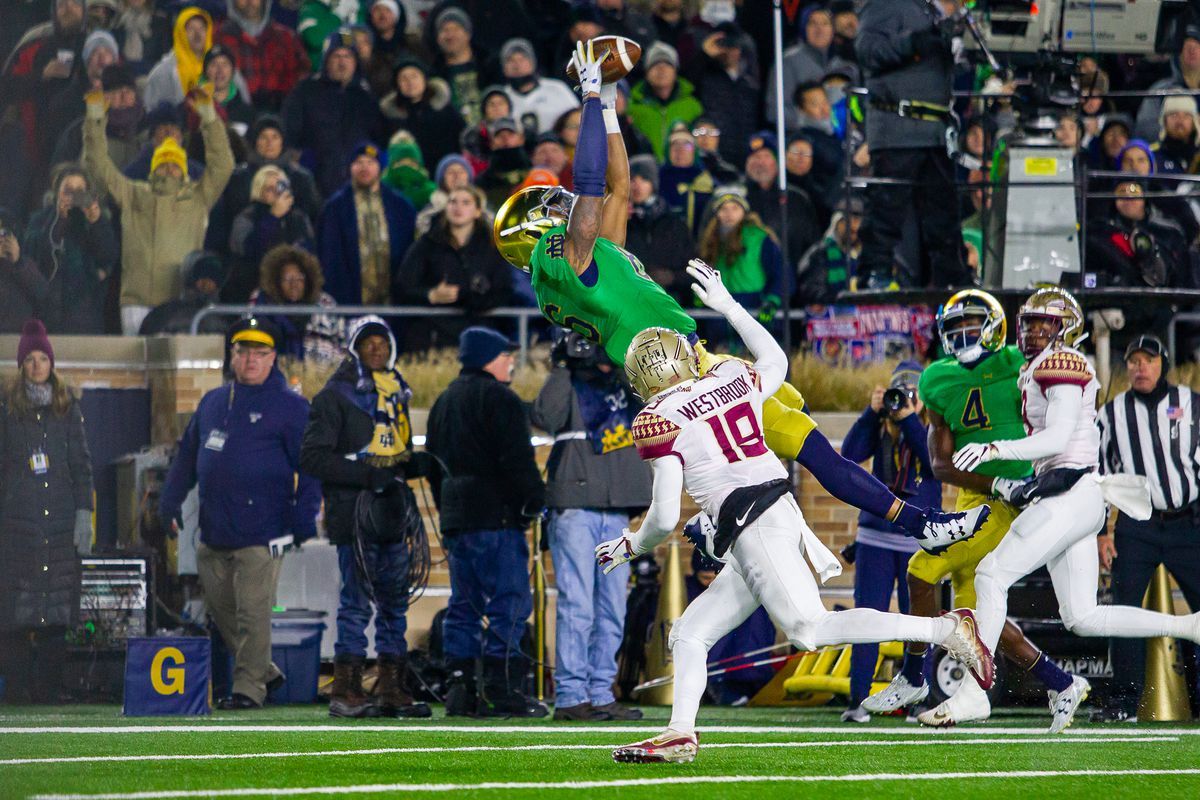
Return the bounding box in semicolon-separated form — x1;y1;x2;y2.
1017;286;1085;358
937;289;1006;364
493;185;576;272
624;327;699;401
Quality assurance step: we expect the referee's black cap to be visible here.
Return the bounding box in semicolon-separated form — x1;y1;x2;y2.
1124;334;1168;364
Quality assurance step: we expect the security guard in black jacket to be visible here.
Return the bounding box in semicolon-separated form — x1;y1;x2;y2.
426;326;547;717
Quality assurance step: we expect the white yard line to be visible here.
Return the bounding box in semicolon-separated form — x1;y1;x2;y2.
3;724;1200;736
0;736;1175;767
28;768;1200;799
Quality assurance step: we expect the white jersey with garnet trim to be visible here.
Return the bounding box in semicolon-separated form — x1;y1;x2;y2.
1019;345;1100;474
631;359;786;517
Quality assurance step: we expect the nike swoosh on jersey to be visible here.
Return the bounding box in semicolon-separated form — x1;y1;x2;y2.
735;508;752;526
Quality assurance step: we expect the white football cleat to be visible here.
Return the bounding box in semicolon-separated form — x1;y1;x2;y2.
940;608;994;690
841;705;871;723
1048;675;1091;734
862;673;930;714
917;505;990;555
612;729;699;764
917;677;992;728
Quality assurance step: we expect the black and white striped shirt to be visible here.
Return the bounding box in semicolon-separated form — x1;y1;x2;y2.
1098;386;1200;512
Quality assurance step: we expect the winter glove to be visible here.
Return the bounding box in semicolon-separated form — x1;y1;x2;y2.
572;39;604;98
756;294;781;326
953;442;998;472
74;509;93;556
595;529;644;575
687;258;739;316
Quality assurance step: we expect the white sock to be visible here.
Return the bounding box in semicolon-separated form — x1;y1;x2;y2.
665;638;707;735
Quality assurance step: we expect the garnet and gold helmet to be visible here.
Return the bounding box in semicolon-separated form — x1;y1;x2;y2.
624;327;699;400
936;289;1006;364
1017;286;1085;357
493;185;576;271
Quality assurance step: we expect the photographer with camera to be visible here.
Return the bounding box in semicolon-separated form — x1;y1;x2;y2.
838;361;939;722
530;331;651;722
20;164;117;334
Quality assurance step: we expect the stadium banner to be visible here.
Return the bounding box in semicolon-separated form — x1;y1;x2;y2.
123;637;212;716
807;305;936;365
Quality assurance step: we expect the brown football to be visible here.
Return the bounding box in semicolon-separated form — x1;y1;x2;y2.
565;36;642;84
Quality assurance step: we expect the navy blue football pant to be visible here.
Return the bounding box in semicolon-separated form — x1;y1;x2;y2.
335;542;412;659
850;540;912;704
442;528;533;661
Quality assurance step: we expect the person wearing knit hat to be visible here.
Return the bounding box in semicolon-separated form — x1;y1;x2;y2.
500;36;579;139
434;7;473;38
1;318;96;703
383;133;437;209
627;40;703;162
626;152;694;303
151;136;190;179
1116;138;1156;174
434;153;474;188
83;29;120;84
643;40;679;72
1154;94;1200;174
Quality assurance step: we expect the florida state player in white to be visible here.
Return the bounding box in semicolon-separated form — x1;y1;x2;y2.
954;287;1200;731
595;260;995;764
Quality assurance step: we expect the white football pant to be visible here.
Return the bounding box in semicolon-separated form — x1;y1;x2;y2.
667;497;955;735
974;477;1199;654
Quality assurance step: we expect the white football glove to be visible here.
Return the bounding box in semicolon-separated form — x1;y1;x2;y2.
991;476;1032;505
953;442;998;472
573;39;604;99
686;258;738;316
595;529;643;575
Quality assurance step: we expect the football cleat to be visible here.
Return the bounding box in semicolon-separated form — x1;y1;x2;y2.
1048;675;1091;734
940;608;995;690
918;678;992;728
916;505;989;555
841;705;871;723
612;729;699;764
862;673;930;714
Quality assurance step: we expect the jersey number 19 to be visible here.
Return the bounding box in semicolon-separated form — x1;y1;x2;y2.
704;402;768;463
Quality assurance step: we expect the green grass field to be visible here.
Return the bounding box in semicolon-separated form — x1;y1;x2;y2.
2;705;1200;799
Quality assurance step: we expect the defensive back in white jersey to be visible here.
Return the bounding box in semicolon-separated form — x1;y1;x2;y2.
632;359;787;517
1018;345;1100;474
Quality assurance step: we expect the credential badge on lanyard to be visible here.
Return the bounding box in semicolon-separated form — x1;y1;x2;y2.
29;448;49;475
204;429;228;452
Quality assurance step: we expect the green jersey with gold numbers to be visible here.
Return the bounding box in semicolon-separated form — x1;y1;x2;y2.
530;224;696;365
918;345;1033;480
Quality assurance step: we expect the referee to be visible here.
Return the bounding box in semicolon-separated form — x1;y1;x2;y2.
1096;334;1200;722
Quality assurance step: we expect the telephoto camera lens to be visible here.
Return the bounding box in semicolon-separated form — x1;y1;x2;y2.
882;387;910;413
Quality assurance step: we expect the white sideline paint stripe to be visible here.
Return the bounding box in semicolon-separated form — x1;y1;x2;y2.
29;768;1200;798
4;724;1200;736
0;736;1173;767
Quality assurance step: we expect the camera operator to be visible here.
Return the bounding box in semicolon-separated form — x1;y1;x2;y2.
838;361;939;721
1086;181;1192;290
21;164;117;334
531;332;651;721
856;0;969;290
0;217;48;333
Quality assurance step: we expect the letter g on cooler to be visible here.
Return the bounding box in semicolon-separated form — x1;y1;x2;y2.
151;647;186;695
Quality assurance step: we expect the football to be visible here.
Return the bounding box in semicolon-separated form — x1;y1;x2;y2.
565;35;642;85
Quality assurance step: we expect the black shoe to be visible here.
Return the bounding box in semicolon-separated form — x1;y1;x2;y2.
591;701;643;720
480;657;548;718
553;702;611;721
444;659;478;717
267;672;286;696
217;693;262;710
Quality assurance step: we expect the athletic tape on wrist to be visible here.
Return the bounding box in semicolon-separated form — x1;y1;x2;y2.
603;107;620;135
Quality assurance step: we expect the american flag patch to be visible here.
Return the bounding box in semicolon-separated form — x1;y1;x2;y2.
1168;406;1185;421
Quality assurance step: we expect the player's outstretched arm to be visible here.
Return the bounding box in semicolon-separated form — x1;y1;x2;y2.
599;83;630;247
595;457;683;574
953;385;1083;471
687;259;787;395
566;40;608;275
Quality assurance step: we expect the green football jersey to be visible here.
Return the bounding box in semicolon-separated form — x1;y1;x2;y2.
918;345;1033;480
530;224;696;364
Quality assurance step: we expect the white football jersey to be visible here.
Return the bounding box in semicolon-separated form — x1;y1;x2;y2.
1019;345;1100;474
632;359;786;517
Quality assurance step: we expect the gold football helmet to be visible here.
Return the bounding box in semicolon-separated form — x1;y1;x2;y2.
493;185;576;271
625;327;699;400
1017;286;1085;357
936;289;1006;364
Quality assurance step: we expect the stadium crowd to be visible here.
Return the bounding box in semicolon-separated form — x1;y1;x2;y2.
7;0;1200;345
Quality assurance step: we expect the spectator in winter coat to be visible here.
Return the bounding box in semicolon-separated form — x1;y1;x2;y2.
84;83;234;334
625;155;694;305
382;134;437;219
249;244;346;364
1135;26;1200;142
143;6;214;111
429;7;497;128
690;116;742;186
282;26;388;198
784;134;833;230
396;186;512;351
21;164;118;334
415;153;475;235
1087;181;1193;290
299;315;434;718
227;164;316;301
297;0;365;69
379;59;465;169
43;30;121;159
0;320;94;703
1113;139;1199;245
791;81;844;183
159;317;321;710
692;23;760;168
361;0;422;97
500;38;578;138
766;6;852;131
796;196;863;305
0;218;48;334
120;103;207;183
215;0;311;112
112;0;172;77
476;117;531;210
744;131;820;269
195;44;256;133
1152;95;1200;175
51;64;147;173
317;140;415;304
139;250;232;335
421;0;532;66
531;132;572;190
627;42;704;161
658;123;714;237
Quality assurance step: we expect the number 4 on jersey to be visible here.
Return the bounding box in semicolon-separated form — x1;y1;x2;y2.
961;387;991;430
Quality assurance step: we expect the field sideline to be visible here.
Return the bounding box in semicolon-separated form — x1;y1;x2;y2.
1;706;1199;799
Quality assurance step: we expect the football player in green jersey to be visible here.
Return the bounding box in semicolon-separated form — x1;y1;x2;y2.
863;290;1082;733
